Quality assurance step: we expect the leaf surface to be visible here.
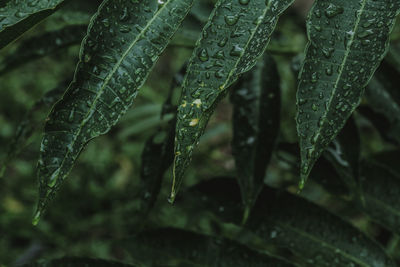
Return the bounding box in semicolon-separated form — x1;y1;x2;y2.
0;83;66;177
171;0;294;201
0;0;65;49
230;54;280;218
364;61;400;145
296;0;400;187
124;227;294;267
0;25;86;75
358;160;400;235
33;0;194;224
183;178;396;267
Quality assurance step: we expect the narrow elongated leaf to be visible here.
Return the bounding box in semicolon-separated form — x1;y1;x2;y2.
183;178;395;267
0;83;66;177
231;54;280;219
124;228;294;267
296;0;400;188
171;0;294;202
25;257;135;267
358;160;400;235
364;62;400;145
33;0;194;224
0;0;66;49
0;25;87;75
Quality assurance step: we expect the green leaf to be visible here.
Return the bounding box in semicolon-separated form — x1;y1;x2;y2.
0;25;86;75
124;227;294;266
171;0;294;202
296;0;400;188
33;0;194;225
364;61;400;145
230;54;280;220
357;160;400;235
0;83;66;178
25;257;135;267
184;178;396;267
0;0;66;50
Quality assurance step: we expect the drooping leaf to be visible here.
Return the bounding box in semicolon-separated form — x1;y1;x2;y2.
230;54;280;219
322;116;360;194
0;0;66;50
25;257;135;267
364;61;400;145
137;118;175;222
33;0;194;224
123;227;294;267
136;65;184;221
0;25;87;75
357;160;400;235
182;178;396;267
171;0;294;202
296;0;400;188
0;83;66;178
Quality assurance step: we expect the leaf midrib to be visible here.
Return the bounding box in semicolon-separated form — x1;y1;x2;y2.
172;0;288;196
311;0;367;153
281;223;370;266
52;0;172;178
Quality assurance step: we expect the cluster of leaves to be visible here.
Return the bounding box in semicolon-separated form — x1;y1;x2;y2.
2;0;400;266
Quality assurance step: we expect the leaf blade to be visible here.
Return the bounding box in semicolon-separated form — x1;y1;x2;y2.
296;0;400;187
171;0;294;201
231;54;281;218
34;0;194;224
0;0;66;49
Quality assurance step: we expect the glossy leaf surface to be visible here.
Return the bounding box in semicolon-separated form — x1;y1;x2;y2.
0;0;65;49
124;227;294;267
231;54;280;217
183;178;395;267
296;0;400;187
172;0;294;201
34;0;194;224
0;25;87;75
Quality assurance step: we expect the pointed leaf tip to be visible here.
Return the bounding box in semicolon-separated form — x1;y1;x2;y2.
32;210;41;226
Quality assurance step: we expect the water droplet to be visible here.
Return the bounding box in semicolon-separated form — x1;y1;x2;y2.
198;49;209;62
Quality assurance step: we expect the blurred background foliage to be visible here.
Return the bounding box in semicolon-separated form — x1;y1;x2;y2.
1;0;400;266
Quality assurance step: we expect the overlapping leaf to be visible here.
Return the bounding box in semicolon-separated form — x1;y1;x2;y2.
171;0;294;202
358;160;400;235
182;178;395;267
364;61;400;145
231;54;280;219
0;25;86;75
296;0;400;188
0;83;66;177
0;0;66;49
33;0;194;224
124;227;294;267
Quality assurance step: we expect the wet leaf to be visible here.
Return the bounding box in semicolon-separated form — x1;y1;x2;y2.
0;0;66;50
296;0;400;188
33;0;194;224
124;227;294;267
0;25;87;75
183;178;396;267
171;0;294;202
358;160;400;236
230;54;280;219
0;83;66;178
25;257;135;267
